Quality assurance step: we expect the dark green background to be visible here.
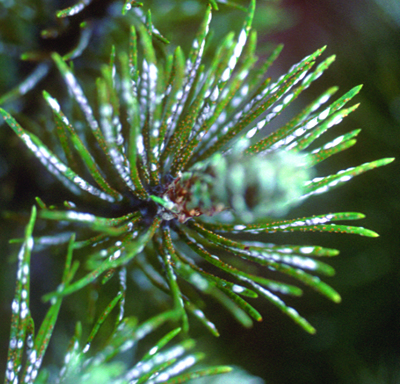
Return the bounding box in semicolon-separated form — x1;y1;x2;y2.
0;1;399;383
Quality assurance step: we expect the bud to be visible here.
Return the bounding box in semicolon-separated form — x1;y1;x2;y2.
156;139;313;223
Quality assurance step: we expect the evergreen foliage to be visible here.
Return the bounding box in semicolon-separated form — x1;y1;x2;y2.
0;0;394;382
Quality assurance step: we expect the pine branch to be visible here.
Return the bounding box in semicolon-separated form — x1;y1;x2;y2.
1;0;395;382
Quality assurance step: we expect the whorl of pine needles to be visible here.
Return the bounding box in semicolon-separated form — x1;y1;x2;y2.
1;0;393;336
